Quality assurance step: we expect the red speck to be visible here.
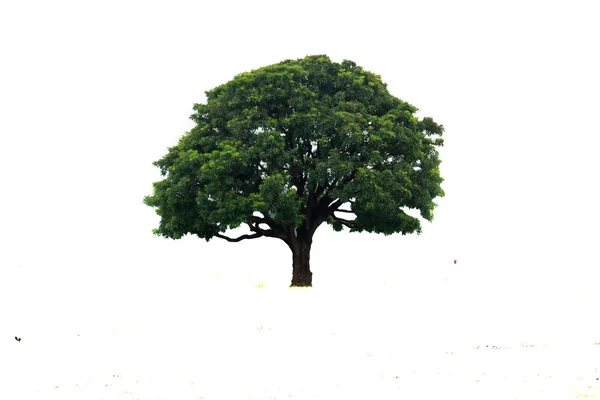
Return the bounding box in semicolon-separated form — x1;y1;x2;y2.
453;260;457;264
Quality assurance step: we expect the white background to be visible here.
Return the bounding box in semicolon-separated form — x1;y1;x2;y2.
1;1;599;398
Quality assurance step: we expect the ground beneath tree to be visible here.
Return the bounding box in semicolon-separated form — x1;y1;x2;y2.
4;269;599;399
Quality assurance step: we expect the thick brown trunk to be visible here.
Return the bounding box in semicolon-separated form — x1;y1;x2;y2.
290;236;312;287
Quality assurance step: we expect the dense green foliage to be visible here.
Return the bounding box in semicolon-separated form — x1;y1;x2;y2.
144;55;444;250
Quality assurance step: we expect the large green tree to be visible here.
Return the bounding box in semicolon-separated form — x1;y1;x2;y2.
144;55;444;287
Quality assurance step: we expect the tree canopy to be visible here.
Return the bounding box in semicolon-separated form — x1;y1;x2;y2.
144;55;444;286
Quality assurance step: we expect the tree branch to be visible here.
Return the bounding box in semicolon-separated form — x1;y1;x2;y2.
328;198;345;211
316;169;360;209
307;210;328;237
290;172;305;199
330;176;340;188
248;215;270;227
246;216;288;241
248;214;284;232
332;169;359;191
331;214;357;229
214;232;263;242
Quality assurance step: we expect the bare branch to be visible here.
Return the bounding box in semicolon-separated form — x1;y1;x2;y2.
214;232;263;242
328;198;345;210
333;208;354;214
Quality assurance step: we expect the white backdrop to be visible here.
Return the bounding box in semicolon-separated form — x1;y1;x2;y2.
1;0;599;398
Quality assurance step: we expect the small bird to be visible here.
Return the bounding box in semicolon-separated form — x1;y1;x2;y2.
15;336;21;342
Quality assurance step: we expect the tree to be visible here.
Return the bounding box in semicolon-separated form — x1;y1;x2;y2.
144;55;445;287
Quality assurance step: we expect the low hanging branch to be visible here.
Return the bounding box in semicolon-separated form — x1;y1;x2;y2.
213;232;263;242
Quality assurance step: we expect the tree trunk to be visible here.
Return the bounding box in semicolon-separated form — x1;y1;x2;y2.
290;235;312;287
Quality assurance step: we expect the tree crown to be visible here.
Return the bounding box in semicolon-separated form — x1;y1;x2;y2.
144;55;444;245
